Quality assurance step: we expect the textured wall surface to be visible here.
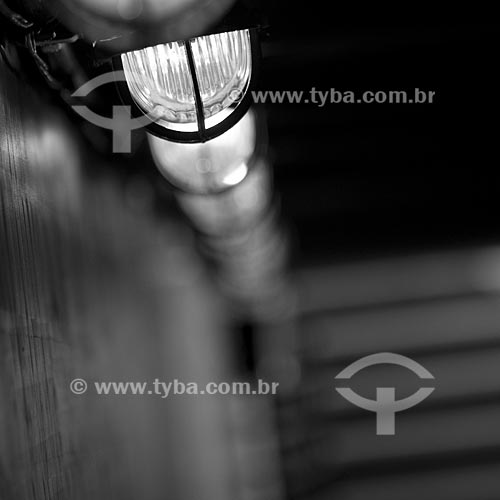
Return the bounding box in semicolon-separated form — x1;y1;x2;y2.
0;59;239;500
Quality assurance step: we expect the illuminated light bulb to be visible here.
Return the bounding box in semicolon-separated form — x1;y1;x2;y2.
190;30;252;121
148;108;260;194
120;29;258;143
122;41;197;128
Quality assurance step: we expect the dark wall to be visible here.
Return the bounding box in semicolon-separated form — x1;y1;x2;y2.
260;6;499;264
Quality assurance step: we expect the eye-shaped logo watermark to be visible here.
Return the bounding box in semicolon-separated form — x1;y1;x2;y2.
71;71;163;153
335;353;435;435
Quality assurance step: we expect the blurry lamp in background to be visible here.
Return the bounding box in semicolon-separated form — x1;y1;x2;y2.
43;0;238;54
212;214;291;320
69;0;195;21
176;157;272;235
148;107;262;194
120;29;259;143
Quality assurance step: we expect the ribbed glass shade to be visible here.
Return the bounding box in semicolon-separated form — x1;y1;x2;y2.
190;30;252;120
121;30;252;131
122;41;196;125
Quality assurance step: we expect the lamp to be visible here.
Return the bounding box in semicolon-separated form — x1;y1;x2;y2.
117;28;260;143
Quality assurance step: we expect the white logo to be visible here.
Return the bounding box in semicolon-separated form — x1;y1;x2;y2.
71;71;161;153
335;353;435;435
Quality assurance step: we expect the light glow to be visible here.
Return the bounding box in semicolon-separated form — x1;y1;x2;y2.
222;163;248;187
121;30;252;132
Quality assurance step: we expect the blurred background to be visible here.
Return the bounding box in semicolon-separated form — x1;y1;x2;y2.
1;1;499;499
